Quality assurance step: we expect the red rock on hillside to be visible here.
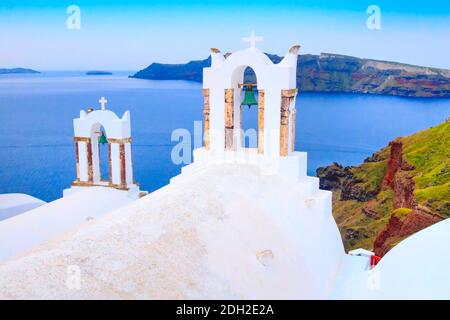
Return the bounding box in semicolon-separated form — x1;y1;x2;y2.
374;141;443;256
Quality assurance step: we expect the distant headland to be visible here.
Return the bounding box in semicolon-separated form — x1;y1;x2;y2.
131;53;450;98
0;68;40;75
86;71;113;75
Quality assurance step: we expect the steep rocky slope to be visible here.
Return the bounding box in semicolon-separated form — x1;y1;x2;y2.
317;119;450;255
131;53;450;98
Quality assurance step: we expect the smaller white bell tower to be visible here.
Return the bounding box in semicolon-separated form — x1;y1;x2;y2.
66;97;142;198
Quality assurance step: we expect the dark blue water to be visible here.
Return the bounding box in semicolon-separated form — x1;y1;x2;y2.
1;72;449;201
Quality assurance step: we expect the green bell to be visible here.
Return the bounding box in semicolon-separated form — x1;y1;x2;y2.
241;85;258;108
98;130;108;145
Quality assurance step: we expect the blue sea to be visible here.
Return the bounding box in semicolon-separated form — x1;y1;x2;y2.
1;72;449;202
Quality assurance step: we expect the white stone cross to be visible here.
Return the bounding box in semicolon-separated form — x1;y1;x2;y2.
242;30;263;48
99;96;108;110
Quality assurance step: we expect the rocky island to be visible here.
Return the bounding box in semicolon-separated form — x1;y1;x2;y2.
86;71;113;75
317;118;450;256
0;68;40;74
131;53;450;98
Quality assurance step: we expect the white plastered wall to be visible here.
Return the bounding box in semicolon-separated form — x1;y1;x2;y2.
125;142;133;185
77;140;88;181
110;142;121;185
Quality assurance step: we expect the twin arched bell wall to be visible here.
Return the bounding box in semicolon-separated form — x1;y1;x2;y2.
72;97;137;191
203;42;300;159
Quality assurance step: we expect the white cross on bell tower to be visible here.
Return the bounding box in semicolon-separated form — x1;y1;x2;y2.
99;96;108;110
242;30;263;48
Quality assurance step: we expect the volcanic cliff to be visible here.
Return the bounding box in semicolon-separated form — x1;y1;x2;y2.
131;53;450;98
317;119;450;255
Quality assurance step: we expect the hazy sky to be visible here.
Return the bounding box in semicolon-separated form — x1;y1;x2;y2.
1;0;449;70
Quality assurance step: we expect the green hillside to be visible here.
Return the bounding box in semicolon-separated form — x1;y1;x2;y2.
318;119;450;253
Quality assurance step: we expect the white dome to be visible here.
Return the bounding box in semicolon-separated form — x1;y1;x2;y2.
0;164;345;299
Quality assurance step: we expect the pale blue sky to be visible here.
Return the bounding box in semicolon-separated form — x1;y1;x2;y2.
1;1;449;70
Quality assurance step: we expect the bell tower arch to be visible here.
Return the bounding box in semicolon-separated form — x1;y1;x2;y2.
202;35;299;160
171;33;311;184
70;97;141;197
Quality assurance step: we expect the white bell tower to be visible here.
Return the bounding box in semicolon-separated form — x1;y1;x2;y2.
178;32;307;182
67;97;142;198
